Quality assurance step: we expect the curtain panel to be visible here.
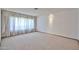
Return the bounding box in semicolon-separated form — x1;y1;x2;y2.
1;10;37;38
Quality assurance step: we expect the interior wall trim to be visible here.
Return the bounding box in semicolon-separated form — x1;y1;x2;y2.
38;31;79;42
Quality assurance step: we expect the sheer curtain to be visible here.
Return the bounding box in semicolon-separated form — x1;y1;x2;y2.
9;16;35;35
1;10;37;37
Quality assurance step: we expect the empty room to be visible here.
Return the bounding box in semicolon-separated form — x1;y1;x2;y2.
0;8;79;50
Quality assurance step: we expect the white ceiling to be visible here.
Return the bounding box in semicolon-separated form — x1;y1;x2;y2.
3;8;76;16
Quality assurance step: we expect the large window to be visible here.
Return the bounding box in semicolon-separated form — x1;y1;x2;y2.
1;10;36;37
9;16;34;32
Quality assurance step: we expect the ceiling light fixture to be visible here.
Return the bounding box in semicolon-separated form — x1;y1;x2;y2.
34;8;38;10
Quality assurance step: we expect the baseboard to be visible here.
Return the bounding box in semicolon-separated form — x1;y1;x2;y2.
1;31;36;39
38;31;79;42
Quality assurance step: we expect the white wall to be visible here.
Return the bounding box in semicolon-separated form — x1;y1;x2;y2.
78;9;79;39
37;9;78;39
0;8;1;43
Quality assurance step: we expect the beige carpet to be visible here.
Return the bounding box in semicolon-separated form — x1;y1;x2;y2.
1;32;79;50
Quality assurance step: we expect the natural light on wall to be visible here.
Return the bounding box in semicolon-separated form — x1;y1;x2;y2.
48;14;54;25
47;14;54;32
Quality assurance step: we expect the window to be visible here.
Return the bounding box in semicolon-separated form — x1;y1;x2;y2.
1;10;36;37
9;16;35;32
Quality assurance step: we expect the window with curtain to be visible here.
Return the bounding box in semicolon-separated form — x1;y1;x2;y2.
1;10;36;37
9;16;34;32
